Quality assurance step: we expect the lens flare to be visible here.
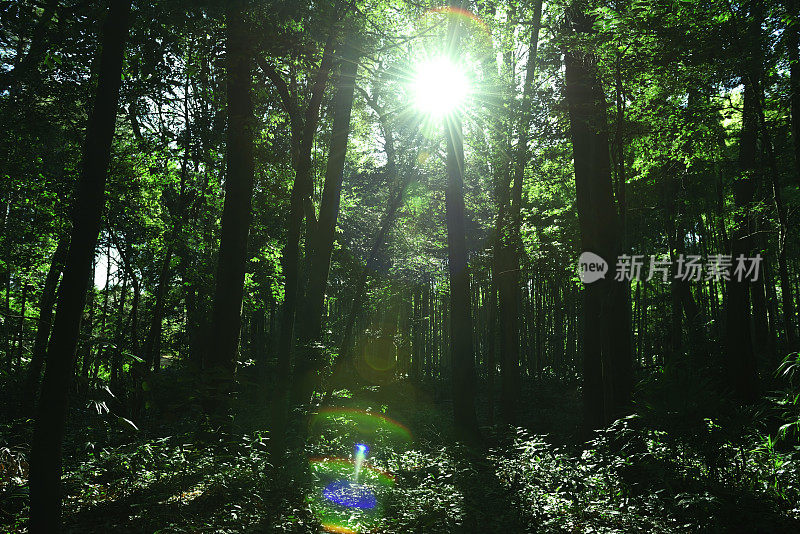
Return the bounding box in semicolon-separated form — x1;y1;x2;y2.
309;456;395;533
323;480;377;509
426;5;491;37
309;407;413;442
308;410;409;531
411;56;470;119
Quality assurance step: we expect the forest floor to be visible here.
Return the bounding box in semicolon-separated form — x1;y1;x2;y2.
2;371;800;533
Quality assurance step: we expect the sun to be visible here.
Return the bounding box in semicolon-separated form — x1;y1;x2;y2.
411;56;471;119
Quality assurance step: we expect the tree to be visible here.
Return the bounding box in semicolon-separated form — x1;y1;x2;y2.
257;28;336;448
444;7;479;443
203;0;256;424
0;0;60;92
296;33;361;403
23;236;68;411
496;0;543;424
28;0;132;530
786;0;800;187
725;0;764;402
564;1;630;429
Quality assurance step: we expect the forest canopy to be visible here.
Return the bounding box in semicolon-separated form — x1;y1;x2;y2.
2;0;800;532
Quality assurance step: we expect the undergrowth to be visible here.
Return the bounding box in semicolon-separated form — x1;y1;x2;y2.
1;370;799;533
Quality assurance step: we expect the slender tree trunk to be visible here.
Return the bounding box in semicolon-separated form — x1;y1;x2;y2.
295;37;360;403
444;17;479;439
412;287;421;382
28;1;131;530
787;0;800;188
24;238;68;411
270;37;335;449
486;273;496;425
110;267;127;386
494;0;542;424
4;271;10;369
80;264;96;383
16;281;29;369
143;242;173;373
203;1;255;425
726;0;763;402
109;233;139;392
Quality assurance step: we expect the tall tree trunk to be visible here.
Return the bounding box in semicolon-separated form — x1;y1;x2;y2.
16;280;29;369
444;9;479;439
564;3;628;429
787;0;800;188
445;110;479;440
268;37;335;450
145;58;193;375
110;266;127;385
773;179;797;349
203;1;255;425
3;271;10;369
495;0;542;424
412;287;421;382
485;275;497;425
24;237;68;411
295;36;360;404
109;232;139;391
142;242;173;373
28;1;131;530
726;0;763;402
757;80;798;350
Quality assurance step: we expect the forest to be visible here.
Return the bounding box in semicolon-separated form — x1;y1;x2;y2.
2;0;800;531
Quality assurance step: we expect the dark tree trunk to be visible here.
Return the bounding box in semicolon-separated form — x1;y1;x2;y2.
444;32;480;441
110;266;127;385
4;271;10;369
774;184;797;348
726;1;763;403
787;0;800;188
28;1;131;530
24;238;68;411
16;281;29;369
564;3;629;429
295;37;360;403
268;38;335;448
302;38;360;342
485;273;497;425
493;0;542;425
203;1;255;424
412;287;421;382
109;233;139;390
143;242;173;374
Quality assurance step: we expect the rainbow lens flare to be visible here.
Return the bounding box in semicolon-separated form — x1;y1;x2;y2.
309;407;413;443
309;456;396;533
308;409;410;532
